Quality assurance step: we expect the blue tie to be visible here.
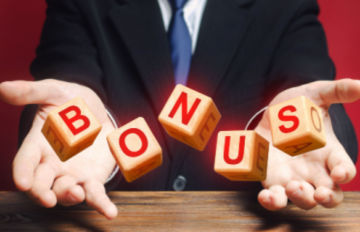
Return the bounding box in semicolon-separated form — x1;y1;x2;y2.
168;0;192;85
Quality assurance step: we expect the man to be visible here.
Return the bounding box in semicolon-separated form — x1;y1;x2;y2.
0;0;358;219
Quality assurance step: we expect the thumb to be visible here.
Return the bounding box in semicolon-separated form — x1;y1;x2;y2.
0;79;64;106
312;78;360;107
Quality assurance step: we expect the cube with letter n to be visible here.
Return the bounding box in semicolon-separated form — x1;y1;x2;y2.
158;84;221;151
42;97;102;161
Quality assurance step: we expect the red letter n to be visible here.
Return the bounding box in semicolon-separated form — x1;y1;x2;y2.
168;92;201;125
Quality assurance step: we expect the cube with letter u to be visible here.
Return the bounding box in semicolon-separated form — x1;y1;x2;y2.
107;117;162;182
158;84;221;151
42;97;102;161
214;131;269;181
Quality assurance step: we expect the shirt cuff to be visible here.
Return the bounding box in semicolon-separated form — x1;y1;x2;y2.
105;108;120;184
245;106;268;130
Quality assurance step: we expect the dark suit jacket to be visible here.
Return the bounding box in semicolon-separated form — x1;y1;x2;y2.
20;0;358;190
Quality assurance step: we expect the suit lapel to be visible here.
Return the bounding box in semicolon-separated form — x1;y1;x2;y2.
109;0;174;114
188;0;255;97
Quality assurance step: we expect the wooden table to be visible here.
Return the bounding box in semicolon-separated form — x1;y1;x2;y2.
0;191;359;231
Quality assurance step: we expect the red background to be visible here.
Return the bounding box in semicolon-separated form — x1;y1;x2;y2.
0;0;359;190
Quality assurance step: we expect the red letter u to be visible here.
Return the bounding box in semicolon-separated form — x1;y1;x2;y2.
224;135;245;165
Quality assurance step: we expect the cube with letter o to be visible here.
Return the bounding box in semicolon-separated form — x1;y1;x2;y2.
158;84;221;151
106;117;162;182
41;97;102;161
269;96;326;156
214;131;269;181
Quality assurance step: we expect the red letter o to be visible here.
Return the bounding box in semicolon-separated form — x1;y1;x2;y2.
119;128;148;157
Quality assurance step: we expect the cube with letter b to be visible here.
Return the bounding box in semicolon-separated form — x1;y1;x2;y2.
42;97;102;161
269;96;326;156
106;117;162;182
214;131;269;181
158;84;221;151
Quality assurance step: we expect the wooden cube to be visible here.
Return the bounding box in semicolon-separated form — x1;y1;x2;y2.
269;96;326;156
41;97;102;161
158;84;221;151
106;117;162;182
214;131;269;181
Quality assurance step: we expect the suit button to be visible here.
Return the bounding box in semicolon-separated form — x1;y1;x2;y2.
173;175;186;191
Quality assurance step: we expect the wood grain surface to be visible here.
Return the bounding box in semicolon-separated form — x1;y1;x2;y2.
0;191;359;231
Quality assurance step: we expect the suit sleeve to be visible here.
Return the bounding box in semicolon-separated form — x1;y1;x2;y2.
19;0;107;142
264;0;358;162
30;0;106;101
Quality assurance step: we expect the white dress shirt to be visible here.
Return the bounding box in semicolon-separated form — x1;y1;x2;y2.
157;0;208;54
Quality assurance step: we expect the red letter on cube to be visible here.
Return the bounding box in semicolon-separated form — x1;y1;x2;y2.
107;117;162;182
41;97;102;161
269;96;326;156
158;84;221;151
214;131;269;181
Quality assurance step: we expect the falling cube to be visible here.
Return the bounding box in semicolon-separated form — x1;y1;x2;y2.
41;97;102;161
158;84;221;151
214;130;269;181
269;96;326;156
107;117;162;182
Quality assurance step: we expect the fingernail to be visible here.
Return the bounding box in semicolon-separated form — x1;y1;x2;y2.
264;197;271;204
293;189;302;197
68;194;78;203
322;195;331;204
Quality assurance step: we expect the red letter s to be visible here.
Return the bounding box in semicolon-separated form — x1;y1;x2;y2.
278;105;299;133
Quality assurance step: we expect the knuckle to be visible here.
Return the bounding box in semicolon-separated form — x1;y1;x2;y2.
349;165;357;179
85;180;100;197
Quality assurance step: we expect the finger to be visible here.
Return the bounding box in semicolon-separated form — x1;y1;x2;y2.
331;165;357;184
52;176;85;206
286;180;317;210
327;147;357;184
310;167;334;189
12;133;42;191
29;163;57;208
258;185;288;211
314;186;343;208
312;78;360;106
0;79;64;105
83;180;118;219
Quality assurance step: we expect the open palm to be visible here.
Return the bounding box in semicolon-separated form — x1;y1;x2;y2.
0;79;118;219
256;79;359;210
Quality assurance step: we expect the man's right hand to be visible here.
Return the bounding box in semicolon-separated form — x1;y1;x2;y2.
0;79;118;219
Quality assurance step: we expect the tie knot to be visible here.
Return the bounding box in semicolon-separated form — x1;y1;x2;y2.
170;0;188;10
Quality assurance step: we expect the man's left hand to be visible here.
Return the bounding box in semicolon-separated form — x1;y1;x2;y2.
256;79;359;210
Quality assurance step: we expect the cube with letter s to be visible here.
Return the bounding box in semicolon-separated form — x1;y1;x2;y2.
269;96;326;156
